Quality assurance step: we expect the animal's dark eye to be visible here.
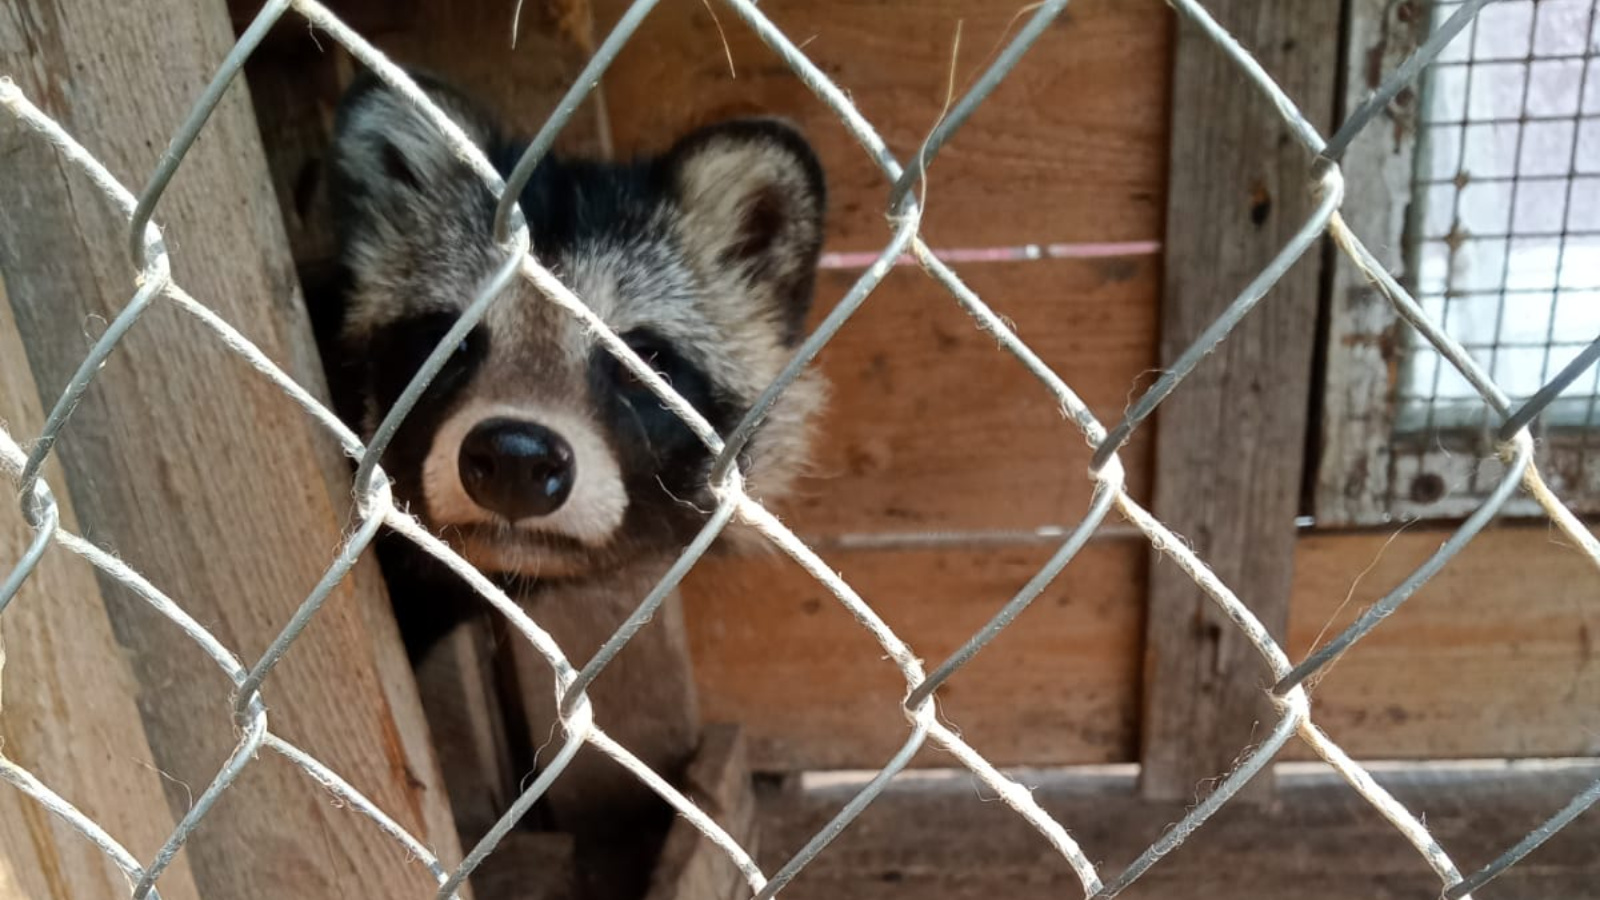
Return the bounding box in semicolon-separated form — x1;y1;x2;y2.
388;312;483;387
615;332;675;392
369;312;486;417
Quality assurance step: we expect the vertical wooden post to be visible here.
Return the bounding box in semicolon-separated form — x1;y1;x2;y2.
0;1;464;896
1139;0;1339;802
0;286;204;900
1313;0;1428;526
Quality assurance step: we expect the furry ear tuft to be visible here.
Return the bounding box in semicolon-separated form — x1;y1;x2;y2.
326;69;500;251
663;119;827;344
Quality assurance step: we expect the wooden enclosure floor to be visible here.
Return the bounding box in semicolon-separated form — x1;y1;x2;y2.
754;761;1600;900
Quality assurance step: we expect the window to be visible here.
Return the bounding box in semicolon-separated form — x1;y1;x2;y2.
1317;0;1600;525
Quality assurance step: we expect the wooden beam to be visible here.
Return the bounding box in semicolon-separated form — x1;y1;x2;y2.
681;538;1145;772
1312;0;1428;526
757;760;1600;899
781;259;1160;537
592;0;1173;252
1283;522;1600;761
502;562;702;900
0;284;203;900
1139;1;1339;801
645;724;761;900
0;2;462;897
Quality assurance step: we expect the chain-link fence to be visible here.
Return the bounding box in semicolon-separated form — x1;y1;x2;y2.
1;0;1597;898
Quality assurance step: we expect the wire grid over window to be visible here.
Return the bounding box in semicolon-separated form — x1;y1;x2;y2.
0;0;1597;898
1392;0;1600;512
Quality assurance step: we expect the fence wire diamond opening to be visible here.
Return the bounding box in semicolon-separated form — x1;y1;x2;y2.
1;0;1597;898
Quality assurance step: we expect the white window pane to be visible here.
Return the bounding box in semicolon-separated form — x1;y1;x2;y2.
1495;345;1552;395
1534;0;1593;55
1444;292;1503;346
1424;183;1458;237
1448;237;1510;291
1578;119;1600;175
1425;124;1465;177
1418;241;1452;295
1475;1;1536;59
1520;120;1577;176
1527;59;1585;117
1463;122;1521;176
1507;237;1564;290
1405;348;1442;399
1500;291;1557;343
1428;65;1470;122
1568;177;1600;231
1559;236;1600;288
1457;179;1514;234
1514;177;1570;232
1553;289;1600;337
1468;62;1528;121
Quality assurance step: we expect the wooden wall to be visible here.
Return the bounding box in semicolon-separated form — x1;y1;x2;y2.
582;0;1600;775
586;0;1170;771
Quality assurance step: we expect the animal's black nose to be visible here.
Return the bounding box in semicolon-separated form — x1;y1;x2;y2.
459;418;576;520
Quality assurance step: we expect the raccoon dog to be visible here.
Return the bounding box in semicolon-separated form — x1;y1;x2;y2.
315;70;827;666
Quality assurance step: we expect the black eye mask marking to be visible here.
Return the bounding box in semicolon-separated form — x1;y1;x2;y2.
368;311;486;419
590;329;739;498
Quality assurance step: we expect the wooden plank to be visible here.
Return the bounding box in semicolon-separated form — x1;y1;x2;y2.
680;540;1146;772
503;561;701;900
1138;0;1341;802
756;760;1600;899
593;0;1172;252
1283;524;1600;761
685;521;1600;772
470;831;580;900
645;724;760;900
780;257;1159;537
1312;0;1429;526
412;618;518;847
0;3;463;897
0;283;203;900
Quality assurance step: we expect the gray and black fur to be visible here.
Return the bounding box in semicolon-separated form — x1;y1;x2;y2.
315;70;827;661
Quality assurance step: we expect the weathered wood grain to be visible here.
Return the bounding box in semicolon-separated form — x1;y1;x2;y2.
0;282;203;900
1311;0;1426;526
780;257;1160;537
1139;0;1340;802
1284;523;1600;761
680;539;1147;772
757;760;1600;899
593;0;1172;252
0;1;462;895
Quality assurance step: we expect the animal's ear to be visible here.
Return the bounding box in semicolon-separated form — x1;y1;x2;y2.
663;119;826;345
326;68;500;251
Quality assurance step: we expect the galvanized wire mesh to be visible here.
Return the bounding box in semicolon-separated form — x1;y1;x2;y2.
0;0;1597;898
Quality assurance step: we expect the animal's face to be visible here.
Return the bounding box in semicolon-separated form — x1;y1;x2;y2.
324;72;827;580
